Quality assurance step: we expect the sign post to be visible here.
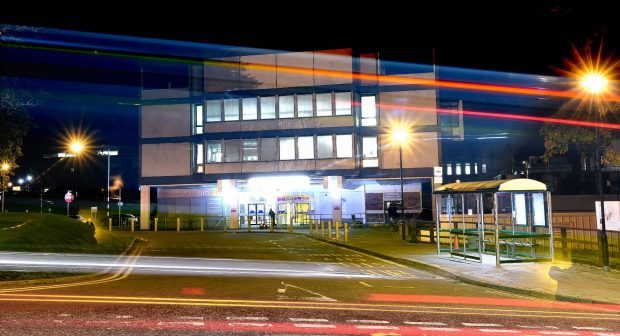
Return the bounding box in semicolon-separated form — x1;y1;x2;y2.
64;191;74;216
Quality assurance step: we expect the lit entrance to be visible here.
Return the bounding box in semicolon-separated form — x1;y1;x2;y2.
246;203;265;228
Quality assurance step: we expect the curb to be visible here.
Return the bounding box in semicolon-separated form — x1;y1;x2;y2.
0;237;140;288
306;235;614;305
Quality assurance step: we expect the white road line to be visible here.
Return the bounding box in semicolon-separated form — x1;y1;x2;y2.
463;323;503;327
347;319;389;324
355;325;399;330
226;316;269;321
228;322;271;327
572;327;607;331
419;327;461;332
57;313;71;317
288;318;329;322
478;329;519;333
595;333;620;336
157;321;204;326
114;315;133;319
405;322;447;326
517;325;559;329
293;323;336;328
179;316;204;320
358;281;372;287
539;332;579;335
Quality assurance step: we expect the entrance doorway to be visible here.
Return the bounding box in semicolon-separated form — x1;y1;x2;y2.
294;202;310;226
247;203;265;227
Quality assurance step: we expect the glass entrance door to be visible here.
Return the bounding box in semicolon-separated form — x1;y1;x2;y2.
247;203;266;227
294;202;310;226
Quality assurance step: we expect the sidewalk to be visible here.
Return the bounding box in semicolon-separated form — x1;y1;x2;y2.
314;226;620;304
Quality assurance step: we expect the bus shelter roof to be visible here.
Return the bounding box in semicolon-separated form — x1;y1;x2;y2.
433;179;546;194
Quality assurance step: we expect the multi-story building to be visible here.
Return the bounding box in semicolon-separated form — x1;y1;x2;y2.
138;48;441;230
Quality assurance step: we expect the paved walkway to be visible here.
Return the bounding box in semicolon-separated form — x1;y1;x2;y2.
311;226;620;304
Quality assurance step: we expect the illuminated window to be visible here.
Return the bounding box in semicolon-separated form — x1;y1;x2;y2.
279;137;295;160
224;140;240;162
361;95;377;126
297;94;313;118
317;135;334;159
335;92;351;115
242;98;257;120
260;138;277;161
194;104;203;134
260;96;276;119
206;142;222;163
474;162;478;174
297;136;314;159
279;95;294;118
446;164;452;175
316;93;332;117
455;163;462;175
336;134;353;158
195;143;204;172
206;100;221;122
465;162;471;175
362;136;378;167
482;163;487;174
242;139;258;161
224;99;239;121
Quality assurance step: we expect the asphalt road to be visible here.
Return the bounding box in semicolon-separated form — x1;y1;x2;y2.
1;232;619;335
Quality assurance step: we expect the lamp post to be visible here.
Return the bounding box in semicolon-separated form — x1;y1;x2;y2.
69;140;84;217
1;163;10;213
391;127;409;240
580;72;610;271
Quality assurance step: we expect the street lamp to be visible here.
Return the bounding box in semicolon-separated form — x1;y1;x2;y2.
580;71;610;271
69;140;85;217
391;127;410;240
1;163;10;213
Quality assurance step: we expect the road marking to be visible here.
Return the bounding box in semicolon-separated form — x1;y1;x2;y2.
358;281;372;287
463;323;503;327
572;327;607;331
539;332;579;335
58;313;71;317
404;322;447;326
517;326;559;329
228;322;272;327
114;315;133;319
226;316;268;321
478;330;519;333
355;325;399;330
595;333;620;336
157;321;204;326
419;327;461;332
348;319;389;324
179;316;204;320
293;323;336;328
288;318;329;322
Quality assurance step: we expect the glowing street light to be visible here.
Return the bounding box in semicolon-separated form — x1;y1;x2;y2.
18;178;24;185
581;73;609;95
1;163;9;172
26;175;33;182
70;140;85;155
1;163;11;212
390;126;410;240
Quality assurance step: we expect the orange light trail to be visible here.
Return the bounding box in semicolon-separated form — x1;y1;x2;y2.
208;60;620;103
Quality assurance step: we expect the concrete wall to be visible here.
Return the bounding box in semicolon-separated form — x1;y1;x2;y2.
141;104;190;138
141;143;191;177
380;132;439;169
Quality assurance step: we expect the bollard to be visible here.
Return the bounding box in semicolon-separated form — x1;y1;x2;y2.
321;220;325;238
309;220;313;235
108;218;112;232
335;221;340;241
289;222;293;233
200;217;204;232
328;220;332;239
561;228;568;259
131;218;134;232
315;220;319;237
344;222;348;242
154;217;158;231
223;217;227;232
176;218;180;232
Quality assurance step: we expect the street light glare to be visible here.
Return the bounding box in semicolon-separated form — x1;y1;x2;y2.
581;73;608;94
70;141;85;154
26;175;33;181
1;163;9;171
391;127;409;145
18;178;24;185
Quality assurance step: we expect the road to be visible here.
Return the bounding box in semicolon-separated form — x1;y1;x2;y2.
1;231;619;335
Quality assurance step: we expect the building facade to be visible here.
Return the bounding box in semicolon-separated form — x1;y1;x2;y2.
139;49;441;230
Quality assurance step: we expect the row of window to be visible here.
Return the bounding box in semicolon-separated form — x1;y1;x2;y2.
193;92;378;134
445;162;487;176
195;134;379;171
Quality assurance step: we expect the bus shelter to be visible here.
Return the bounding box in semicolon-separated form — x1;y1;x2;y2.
433;179;554;267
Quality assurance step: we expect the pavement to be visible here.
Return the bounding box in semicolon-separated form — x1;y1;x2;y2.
313;226;620;304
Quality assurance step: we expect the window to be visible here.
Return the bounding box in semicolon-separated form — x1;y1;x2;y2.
455;163;462;175
242;139;258;161
206;142;222;163
206;100;221;122
474;162;478;174
297;136;314;159
260;138;277;161
195;143;204;172
224;99;239;121
316;93;332;117
224;140;240;162
482;163;487;174
446;164;452;176
279;137;295;160
242;97;257;120
362;136;378;167
317;135;334;159
335;92;351;115
465;162;471;175
279;95;294;118
194;104;203;134
297;94;313;118
260;96;276;119
361;95;377;126
336;134;353;158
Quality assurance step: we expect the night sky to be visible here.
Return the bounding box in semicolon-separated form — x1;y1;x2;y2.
1;2;617;199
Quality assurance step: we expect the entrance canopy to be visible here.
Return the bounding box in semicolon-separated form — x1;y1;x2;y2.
434;179;546;194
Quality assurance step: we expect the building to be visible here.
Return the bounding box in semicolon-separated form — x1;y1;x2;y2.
138;48;442;230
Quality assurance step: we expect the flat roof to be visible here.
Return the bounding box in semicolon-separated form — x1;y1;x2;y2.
433;179;546;194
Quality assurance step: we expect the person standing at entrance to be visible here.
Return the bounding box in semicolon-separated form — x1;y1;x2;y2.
269;208;277;229
387;202;398;231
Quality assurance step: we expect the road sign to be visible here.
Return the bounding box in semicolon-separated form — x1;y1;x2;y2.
64;192;74;203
